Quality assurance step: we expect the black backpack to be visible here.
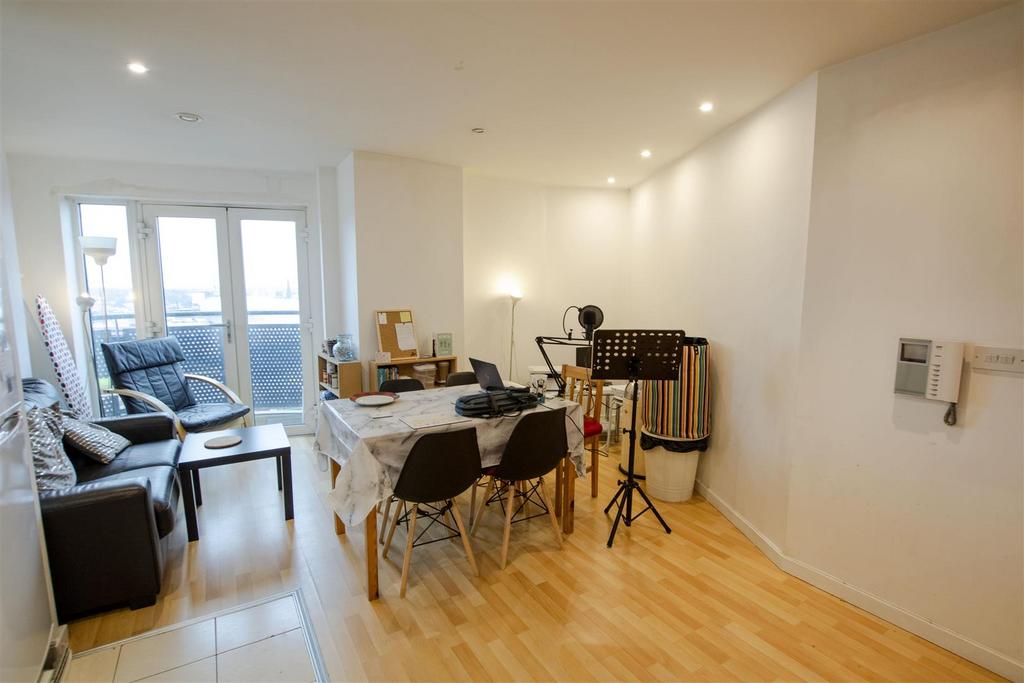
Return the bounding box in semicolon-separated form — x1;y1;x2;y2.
455;390;540;418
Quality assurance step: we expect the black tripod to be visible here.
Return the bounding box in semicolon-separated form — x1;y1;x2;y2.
590;330;686;548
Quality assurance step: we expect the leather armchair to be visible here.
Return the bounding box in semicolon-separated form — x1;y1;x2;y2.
101;337;250;440
40;476;163;620
30;402;182;622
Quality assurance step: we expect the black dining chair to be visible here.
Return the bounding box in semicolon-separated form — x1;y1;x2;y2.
381;427;481;597
380;378;425;393
445;371;478;387
471;407;567;569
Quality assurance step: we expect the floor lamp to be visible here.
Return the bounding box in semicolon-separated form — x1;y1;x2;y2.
80;236;117;414
80;236;117;343
507;290;522;379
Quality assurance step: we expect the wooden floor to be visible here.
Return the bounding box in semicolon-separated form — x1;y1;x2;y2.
68;436;1002;682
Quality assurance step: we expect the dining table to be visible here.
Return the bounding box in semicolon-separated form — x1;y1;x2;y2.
315;383;585;600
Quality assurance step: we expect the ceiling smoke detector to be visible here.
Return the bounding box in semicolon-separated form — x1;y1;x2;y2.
175;112;203;123
471;127;486;134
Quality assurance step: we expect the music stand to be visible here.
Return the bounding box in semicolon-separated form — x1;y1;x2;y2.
590;329;686;547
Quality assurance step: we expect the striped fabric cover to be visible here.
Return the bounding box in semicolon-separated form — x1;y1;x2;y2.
639;339;710;441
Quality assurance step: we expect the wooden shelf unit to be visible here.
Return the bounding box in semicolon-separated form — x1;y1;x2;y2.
368;355;458;391
317;353;363;399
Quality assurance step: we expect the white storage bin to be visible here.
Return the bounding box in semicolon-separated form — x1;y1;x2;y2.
644;446;700;503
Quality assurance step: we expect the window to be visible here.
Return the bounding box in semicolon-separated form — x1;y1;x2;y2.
78;202;136;416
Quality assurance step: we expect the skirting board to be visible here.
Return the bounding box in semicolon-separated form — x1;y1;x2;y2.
694;479;1023;683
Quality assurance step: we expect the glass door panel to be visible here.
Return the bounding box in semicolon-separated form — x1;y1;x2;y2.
77;202;141;416
228;209;311;428
141;205;239;402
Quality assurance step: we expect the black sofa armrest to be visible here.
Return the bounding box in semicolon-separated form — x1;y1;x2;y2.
91;412;178;443
39;477;163;622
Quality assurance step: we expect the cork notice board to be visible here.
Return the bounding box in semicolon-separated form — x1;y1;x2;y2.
375;309;419;359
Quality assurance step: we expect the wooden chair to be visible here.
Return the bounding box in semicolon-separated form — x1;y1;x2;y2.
561;365;604;497
470;408;566;569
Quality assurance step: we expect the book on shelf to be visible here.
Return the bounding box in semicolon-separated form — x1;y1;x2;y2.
376;366;402;387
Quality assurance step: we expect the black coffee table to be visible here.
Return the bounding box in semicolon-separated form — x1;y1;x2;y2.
178;424;293;542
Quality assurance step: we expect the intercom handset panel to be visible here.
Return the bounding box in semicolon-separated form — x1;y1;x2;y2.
894;338;963;403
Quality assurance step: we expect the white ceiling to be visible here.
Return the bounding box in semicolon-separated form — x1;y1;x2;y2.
1;1;1009;188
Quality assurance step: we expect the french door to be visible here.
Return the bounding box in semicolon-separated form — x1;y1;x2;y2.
139;205;314;433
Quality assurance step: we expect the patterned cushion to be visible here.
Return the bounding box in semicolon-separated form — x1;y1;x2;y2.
27;407;76;491
62;415;131;464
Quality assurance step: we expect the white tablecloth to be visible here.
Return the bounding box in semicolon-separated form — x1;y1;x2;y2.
315;384;585;526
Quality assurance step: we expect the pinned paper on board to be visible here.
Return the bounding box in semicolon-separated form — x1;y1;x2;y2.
375;309;419;359
395;322;417;351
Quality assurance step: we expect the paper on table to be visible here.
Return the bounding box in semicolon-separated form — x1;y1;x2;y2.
395;322;417;350
400;414;472;430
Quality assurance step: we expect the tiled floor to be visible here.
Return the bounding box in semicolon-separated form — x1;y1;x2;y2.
66;593;323;683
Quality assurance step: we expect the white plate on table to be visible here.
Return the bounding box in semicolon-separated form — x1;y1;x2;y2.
351;392;397;407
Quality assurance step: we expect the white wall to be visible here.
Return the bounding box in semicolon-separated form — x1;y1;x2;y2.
626;6;1022;677
0;153;30;377
788;4;1023;671
6;154;318;381
629;75;819;543
339;152;464;378
462;174;630;383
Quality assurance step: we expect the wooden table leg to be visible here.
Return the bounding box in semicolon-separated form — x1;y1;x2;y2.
557;458;565;518
365;507;379;600
329;459;345;535
562;457;575;535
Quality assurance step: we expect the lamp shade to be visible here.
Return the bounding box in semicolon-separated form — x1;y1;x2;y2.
80;235;117;266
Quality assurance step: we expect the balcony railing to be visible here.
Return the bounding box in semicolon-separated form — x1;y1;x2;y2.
90;311;303;422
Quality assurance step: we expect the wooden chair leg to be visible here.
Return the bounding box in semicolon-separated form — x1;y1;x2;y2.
537;476;563;548
500;480;516;569
471;477;495;536
554;463;563;518
378;497;393;543
383;500;405;559
443;504;458;543
399;504;419;598
449;500;478;577
591;439;599;498
470;478;479;519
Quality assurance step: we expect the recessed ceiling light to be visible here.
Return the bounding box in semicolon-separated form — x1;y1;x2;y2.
471;127;486;134
699;101;714;113
175;112;203;123
640;149;652;158
127;62;149;74
607;177;616;184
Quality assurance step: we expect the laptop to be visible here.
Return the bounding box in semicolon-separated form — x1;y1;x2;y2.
469;358;505;391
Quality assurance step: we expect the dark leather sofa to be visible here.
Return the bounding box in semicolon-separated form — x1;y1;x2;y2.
24;379;181;622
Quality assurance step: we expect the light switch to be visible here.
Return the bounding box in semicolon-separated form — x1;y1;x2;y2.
972;346;1024;373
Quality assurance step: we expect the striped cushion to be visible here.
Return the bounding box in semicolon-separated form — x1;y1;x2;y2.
62;415;131;464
